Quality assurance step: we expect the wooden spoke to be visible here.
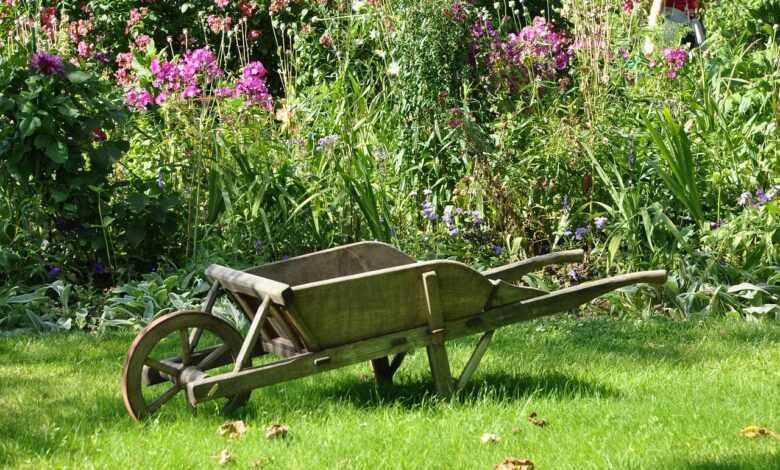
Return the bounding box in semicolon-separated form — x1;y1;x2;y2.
179;329;191;366
197;344;230;370
147;384;181;414
189;327;204;353
144;357;179;377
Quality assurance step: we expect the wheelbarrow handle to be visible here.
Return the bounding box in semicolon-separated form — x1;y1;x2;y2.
481;249;585;282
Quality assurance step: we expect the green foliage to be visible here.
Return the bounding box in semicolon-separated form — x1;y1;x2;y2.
1;0;780;330
646;108;705;227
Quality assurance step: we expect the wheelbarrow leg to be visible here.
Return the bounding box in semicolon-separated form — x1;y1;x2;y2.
423;271;454;397
371;353;407;385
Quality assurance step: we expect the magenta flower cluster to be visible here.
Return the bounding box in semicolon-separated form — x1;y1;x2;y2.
662;48;688;79
469;16;572;92
124;47;272;111
503;17;573;79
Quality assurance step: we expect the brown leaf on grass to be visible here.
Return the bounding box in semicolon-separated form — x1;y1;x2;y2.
218;420;249;439
528;412;547;427
480;432;501;444
217;449;231;466
495;457;535;470
265;423;289;439
338;458;350;467
251;458;270;468
741;425;780;440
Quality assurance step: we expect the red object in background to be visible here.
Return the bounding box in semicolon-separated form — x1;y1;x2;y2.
665;0;700;12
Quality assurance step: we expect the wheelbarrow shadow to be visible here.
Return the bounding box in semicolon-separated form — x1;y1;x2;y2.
303;369;621;410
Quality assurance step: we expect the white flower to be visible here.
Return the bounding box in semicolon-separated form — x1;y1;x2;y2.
374;49;386;58
493;2;500;9
352;0;366;12
387;61;400;76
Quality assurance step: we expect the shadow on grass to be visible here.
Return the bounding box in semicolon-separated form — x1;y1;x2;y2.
301;370;620;410
676;453;780;469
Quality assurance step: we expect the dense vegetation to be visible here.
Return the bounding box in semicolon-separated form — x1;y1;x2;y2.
1;0;778;332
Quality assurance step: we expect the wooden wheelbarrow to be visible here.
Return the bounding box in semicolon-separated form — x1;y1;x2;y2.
121;241;667;420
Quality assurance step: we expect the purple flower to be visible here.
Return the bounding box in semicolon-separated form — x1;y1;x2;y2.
316;134;339;151
30;51;64;76
448;226;459;236
574;226;589;240
471;210;483;227
562;195;570;215
568;267;581;282
738;192;752;206
492;244;503;255
48;266;61;278
662;48;688;79
448;118;464;127
126;88;153;111
626;148;636;167
235;61;273;109
594;216;608;230
423;189;433;196
756;188;769;205
154;91;168;106
94;263;107;274
421;201;438;221
710;220;724;229
182;84;201;98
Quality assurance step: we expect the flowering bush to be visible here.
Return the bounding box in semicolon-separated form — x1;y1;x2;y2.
0;46;129;279
452;5;573;95
119;45;272;111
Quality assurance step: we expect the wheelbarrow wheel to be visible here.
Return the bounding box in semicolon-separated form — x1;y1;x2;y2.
121;310;250;420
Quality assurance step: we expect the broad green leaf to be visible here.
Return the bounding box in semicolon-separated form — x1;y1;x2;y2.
19;116;41;138
66;70;90;84
45;140;68;163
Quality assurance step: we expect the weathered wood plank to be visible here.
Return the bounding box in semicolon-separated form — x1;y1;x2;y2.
291;260;494;349
481;249;584;282
206;264;292;305
245;241;416;286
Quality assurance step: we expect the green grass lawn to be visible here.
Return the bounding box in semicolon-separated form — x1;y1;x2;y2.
2;317;780;469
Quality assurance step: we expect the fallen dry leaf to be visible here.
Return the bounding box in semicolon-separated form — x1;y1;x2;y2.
217;449;231;466
741;425;780;441
339;458;350;467
218;420;249;439
495;457;534;470
251;458;270;468
265;423;289;439
480;432;501;444
528;412;547;427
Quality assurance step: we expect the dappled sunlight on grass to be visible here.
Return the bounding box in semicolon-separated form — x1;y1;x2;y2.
1;318;779;468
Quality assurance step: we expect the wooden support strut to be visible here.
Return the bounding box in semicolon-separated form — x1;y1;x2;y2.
234;296;270;373
456;330;494;391
422;271;454;397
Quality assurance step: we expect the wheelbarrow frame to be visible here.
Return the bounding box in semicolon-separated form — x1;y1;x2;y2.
121;242;666;419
